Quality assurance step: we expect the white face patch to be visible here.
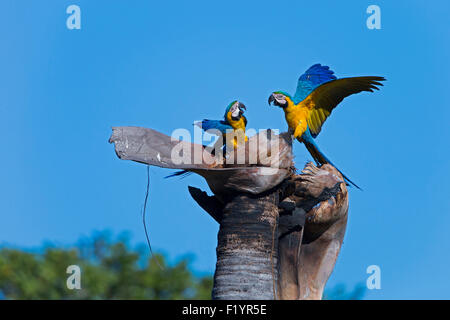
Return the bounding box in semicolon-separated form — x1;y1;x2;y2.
231;105;240;118
275;94;286;104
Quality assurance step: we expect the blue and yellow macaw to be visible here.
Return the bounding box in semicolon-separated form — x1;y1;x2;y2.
268;64;385;189
196;100;248;149
166;101;247;178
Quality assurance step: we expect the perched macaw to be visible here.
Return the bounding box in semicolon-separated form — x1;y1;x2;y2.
196;100;248;149
166;100;247;178
268;64;385;189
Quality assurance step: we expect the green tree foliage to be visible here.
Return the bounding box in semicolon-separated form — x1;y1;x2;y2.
0;232;213;300
0;232;362;300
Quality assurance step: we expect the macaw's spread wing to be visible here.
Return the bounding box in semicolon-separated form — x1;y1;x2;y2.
196;119;232;135
293;64;337;104
306;76;385;138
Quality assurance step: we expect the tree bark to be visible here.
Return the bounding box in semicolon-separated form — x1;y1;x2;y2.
278;163;349;300
212;192;279;300
191;163;348;300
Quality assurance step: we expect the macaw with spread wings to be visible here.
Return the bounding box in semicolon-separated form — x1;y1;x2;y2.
268;64;385;189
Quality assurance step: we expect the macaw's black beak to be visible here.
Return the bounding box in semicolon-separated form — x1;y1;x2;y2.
268;94;275;106
238;102;246;114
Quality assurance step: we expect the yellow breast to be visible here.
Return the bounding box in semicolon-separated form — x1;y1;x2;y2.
225;112;247;148
283;99;310;139
226;113;246;131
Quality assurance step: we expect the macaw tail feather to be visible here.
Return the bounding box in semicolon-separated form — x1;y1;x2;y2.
164;170;193;179
301;129;362;190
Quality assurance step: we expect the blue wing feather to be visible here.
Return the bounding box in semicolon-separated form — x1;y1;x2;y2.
197;119;232;134
293;64;337;104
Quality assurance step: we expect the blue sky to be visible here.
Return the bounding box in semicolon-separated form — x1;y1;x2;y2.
1;0;449;299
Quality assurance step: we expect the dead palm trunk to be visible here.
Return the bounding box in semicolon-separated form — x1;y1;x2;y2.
110;126;349;300
212;192;279;299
